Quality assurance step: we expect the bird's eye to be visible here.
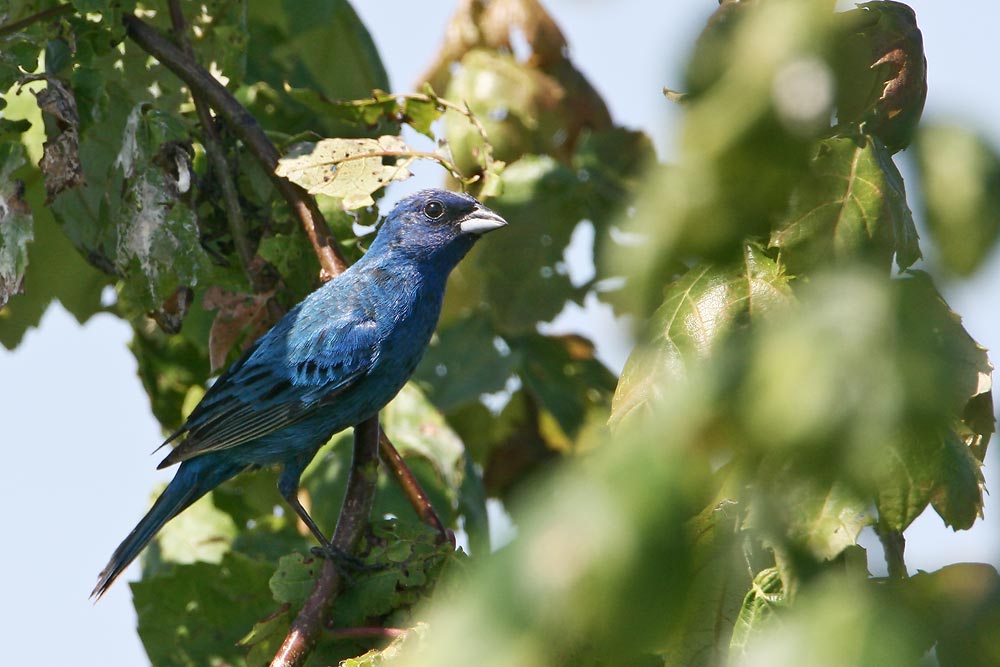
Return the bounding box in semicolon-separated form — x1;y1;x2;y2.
423;200;445;219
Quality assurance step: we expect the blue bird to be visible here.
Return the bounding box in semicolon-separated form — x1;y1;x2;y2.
93;189;507;598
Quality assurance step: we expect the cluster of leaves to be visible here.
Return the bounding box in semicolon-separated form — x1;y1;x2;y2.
2;0;1000;666
375;2;999;667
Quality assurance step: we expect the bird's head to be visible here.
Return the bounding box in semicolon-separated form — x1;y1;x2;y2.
369;189;507;268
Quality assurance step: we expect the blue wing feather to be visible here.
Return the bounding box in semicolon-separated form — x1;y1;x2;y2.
158;300;379;468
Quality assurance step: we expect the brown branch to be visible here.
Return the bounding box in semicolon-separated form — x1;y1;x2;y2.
0;3;73;39
271;417;381;667
378;427;450;541
121;13;348;279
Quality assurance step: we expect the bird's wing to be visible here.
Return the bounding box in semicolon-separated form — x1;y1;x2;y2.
157;314;379;468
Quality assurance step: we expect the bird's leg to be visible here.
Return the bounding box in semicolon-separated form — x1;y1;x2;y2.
277;459;368;572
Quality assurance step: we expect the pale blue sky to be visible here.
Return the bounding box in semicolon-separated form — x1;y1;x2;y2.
2;2;997;665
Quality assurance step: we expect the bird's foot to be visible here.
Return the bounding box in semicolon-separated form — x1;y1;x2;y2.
309;544;381;582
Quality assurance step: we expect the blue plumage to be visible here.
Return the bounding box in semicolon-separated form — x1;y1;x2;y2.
93;189;506;598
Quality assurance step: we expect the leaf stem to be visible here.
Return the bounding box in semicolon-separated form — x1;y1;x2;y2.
121;13;348;279
875;519;908;580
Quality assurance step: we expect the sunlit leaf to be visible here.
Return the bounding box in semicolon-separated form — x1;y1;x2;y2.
276;136;413;209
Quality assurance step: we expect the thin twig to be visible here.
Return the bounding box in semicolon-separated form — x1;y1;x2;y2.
0;3;73;39
378;427;449;541
165;0;258;289
324;626;408;640
121;13;348;278
271;417;381;667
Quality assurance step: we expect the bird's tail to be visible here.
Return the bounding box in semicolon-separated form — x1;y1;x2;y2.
91;458;240;599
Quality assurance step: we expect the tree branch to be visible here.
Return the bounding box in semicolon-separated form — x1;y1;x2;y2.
271;417;381;667
121;13;348;279
378;427;450;541
0;3;73;40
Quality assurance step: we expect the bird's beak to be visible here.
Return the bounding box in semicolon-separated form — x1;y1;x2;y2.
459;206;508;236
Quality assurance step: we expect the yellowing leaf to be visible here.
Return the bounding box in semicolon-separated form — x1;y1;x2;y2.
276;135;413;209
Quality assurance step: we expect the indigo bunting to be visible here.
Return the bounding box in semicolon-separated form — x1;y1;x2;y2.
93;189;506;598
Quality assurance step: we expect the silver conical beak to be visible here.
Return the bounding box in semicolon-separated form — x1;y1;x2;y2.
459;206;508;235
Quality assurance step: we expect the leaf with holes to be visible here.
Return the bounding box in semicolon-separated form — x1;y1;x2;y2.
276;135;413;209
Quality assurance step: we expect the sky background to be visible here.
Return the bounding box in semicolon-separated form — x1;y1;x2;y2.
2;2;998;665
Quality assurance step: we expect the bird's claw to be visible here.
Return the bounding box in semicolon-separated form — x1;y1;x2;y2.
309;544;381;581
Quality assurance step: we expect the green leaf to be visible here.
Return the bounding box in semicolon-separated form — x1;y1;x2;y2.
276;136;413;209
340;625;426;667
904;564;1000;667
473;155;586;333
727;567;785;664
143;491;238;580
928;428;986;530
244;0;389;139
382;384;467;507
239;603;292;667
612;246;792;427
781;480;870;561
269;553;323;606
133;552;275;667
516;332;616;444
415;313;518;413
913;124;1000;276
660;500;751;667
770;136;920;272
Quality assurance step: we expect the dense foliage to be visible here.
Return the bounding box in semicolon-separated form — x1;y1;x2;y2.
1;1;998;666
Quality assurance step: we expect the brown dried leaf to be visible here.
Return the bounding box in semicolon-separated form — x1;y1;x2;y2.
28;76;85;200
203;286;278;373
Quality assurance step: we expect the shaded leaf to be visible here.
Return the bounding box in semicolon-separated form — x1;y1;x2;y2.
414;313;517;414
770;136;920;272
834;1;926;152
516;332;616;444
913;124;1000;276
382;384;468;509
132;552;275;667
244;0;389;139
0;142;33;308
612;246;792;427
661;500;751;667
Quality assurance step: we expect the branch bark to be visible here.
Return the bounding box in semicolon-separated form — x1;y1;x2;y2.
0;3;73;40
270;417;381;667
121;13;348;278
379;427;450;541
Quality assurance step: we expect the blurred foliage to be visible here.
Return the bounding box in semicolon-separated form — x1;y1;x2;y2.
2;1;999;666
